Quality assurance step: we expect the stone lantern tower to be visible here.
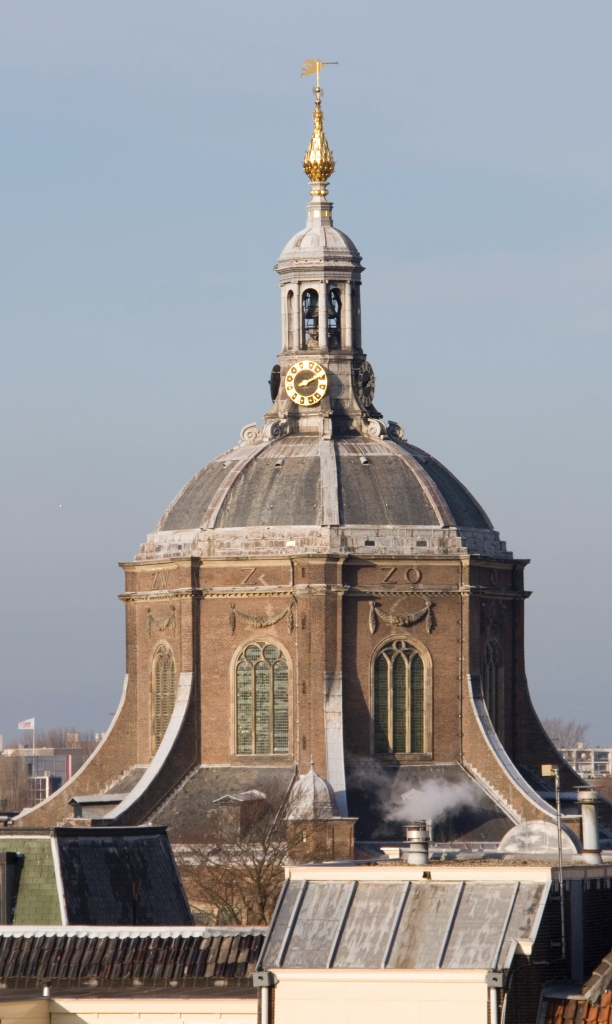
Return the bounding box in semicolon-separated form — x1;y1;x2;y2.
267;79;370;441
18;79;598;848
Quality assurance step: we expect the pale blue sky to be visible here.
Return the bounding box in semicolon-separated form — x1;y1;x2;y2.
0;0;611;741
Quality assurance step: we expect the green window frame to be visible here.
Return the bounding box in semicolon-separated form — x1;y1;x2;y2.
373;640;425;754
236;643;289;755
152;644;176;752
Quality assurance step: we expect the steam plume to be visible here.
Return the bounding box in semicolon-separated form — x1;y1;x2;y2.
386;779;480;823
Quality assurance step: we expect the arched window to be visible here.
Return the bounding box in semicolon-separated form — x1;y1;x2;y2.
236;643;289;755
152;645;176;752
482;641;503;735
302;289;319;348
327;287;341;348
374;641;425;754
351;284;362;350
286;290;294;348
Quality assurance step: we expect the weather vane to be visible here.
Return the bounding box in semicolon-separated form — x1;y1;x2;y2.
301;58;338;93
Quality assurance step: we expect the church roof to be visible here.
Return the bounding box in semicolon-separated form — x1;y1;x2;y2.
277;224;361;264
156;436;492;534
148;766;296;843
285;766;339;820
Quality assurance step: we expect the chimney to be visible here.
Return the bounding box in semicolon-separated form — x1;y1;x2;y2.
577;788;602;865
404;821;430;865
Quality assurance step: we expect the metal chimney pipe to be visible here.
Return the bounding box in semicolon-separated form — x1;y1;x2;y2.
404;821;430;865
577;788;602;865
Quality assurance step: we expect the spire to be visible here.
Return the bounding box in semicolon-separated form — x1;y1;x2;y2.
301;59;337;195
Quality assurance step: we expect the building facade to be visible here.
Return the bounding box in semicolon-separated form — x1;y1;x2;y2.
16;82;593;844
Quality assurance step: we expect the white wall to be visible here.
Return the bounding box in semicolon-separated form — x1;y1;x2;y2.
0;996;257;1024
273;970;489;1024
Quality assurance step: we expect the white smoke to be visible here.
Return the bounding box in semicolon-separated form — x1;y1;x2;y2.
386;779;481;823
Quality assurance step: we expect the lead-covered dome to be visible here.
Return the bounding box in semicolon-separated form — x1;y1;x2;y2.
156;435;491;533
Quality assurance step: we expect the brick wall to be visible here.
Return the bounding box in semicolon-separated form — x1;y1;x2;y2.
13;544;581;835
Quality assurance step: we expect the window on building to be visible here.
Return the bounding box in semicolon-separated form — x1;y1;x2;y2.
302;289;319;347
152;644;177;752
373;641;425;754
352;284;361;349
236;643;289;755
286;290;294;348
327;287;341;347
482;641;503;736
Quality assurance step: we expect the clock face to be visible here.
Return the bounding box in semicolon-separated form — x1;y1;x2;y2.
356;361;376;408
285;361;328;406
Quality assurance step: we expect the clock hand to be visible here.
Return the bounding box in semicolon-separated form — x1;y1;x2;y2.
299;373;325;387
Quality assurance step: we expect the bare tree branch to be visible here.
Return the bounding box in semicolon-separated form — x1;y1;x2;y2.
175;784;332;925
0;757;30;812
542;717;590;749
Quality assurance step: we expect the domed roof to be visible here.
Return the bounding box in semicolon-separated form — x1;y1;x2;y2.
156;435;492;533
278;224;360;263
285;766;338;820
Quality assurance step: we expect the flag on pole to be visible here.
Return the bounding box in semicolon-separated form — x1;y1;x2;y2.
18;719;34;730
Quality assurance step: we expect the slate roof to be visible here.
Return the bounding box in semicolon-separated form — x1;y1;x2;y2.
106;767;149;794
148;766;296;842
0;926;264;995
157;436;491;532
260;876;548;971
55;828;192;926
346;761;513;843
0;837;60;926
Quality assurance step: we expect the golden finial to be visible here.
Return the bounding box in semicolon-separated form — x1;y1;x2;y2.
301;59;338;190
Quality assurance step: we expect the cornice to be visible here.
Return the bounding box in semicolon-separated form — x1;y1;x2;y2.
119;589;202;603
292;584;349;595
349;586;459;598
204;589;295;600
119;583;530;603
459;586;531;599
119;560;184;571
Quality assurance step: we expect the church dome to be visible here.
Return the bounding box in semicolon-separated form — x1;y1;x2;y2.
156;435;492;533
278;224;360;263
136;82;509;564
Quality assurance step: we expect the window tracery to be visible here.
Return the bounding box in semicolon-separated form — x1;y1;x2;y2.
373;640;425;754
236;643;289;755
152;644;176;752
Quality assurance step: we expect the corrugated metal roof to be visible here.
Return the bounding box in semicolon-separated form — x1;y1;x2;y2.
260;879;548;971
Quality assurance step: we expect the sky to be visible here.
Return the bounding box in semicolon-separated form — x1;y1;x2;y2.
0;0;611;743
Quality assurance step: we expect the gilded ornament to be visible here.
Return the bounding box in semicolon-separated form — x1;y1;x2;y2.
301;59;337;187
